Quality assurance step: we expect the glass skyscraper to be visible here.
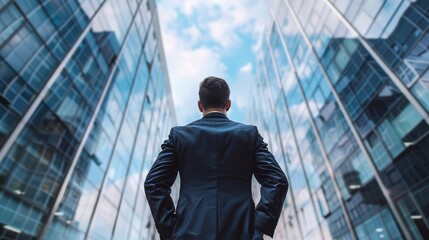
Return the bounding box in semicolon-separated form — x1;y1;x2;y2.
250;0;429;239
0;0;176;239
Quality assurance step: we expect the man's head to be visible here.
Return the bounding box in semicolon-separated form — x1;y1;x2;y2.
198;76;231;114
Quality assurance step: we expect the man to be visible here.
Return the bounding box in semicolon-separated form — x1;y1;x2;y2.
144;76;288;240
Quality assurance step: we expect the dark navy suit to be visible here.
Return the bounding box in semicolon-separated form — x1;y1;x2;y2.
144;112;288;240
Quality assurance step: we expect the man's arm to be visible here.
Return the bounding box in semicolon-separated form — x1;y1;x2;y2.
144;128;178;240
253;127;289;238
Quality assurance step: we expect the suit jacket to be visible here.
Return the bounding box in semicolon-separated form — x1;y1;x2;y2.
144;112;288;240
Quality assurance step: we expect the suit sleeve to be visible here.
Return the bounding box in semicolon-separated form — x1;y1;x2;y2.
144;128;178;240
253;127;289;237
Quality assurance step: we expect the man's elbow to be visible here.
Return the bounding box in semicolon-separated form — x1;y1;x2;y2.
279;173;289;191
144;177;154;195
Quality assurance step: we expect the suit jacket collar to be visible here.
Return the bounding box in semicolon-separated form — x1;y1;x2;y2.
203;112;228;119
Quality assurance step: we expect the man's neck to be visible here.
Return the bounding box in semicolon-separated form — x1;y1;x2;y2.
203;109;227;116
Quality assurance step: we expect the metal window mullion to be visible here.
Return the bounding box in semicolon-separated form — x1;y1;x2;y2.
255;64;271;126
256;34;293;237
408;190;429;232
33;0;95;60
107;4;154;240
254;69;269;163
264;28;323;240
254;67;294;238
128;64;163;240
151;1;177;125
270;106;290;237
126;10;168;233
0;3;33;51
284;0;413;239
7;0;102;111
0;0;108;164
262;36;322;239
136;104;161;238
322;0;429;125
0;25;56;86
37;1;141;238
128;100;157;239
270;8;358;240
81;2;148;239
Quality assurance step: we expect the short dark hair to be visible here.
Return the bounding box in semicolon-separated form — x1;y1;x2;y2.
199;76;230;109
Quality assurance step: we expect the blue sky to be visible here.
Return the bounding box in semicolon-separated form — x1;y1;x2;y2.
156;0;272;125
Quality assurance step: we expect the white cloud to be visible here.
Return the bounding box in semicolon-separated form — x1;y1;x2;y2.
208;18;242;49
183;26;202;45
239;62;252;73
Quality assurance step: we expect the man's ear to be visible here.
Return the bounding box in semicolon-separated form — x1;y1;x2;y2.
198;100;204;113
225;100;231;112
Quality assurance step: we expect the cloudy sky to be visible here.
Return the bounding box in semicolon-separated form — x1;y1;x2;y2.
156;0;272;125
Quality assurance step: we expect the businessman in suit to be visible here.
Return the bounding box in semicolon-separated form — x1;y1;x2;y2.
144;76;288;240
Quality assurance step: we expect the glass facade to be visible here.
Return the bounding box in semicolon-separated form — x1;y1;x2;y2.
251;0;429;239
0;0;176;239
